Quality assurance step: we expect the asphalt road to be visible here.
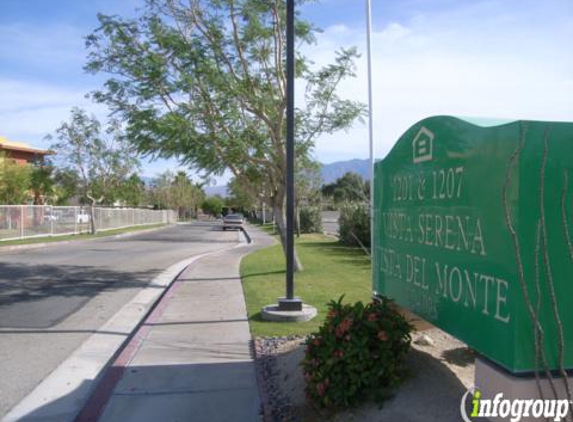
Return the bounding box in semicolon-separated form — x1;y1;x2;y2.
0;222;239;418
322;210;340;237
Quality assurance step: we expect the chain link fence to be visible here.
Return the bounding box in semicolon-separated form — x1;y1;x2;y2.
0;205;178;241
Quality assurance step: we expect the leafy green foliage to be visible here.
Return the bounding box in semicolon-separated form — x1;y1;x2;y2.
85;0;365;269
49;107;140;206
115;173;146;207
338;201;370;247
227;177;259;212
29;164;56;205
52;168;80;205
302;297;412;408
149;171;205;218
49;107;140;233
299;206;323;234
297;159;323;207
322;172;369;204
0;154;31;204
201;195;223;217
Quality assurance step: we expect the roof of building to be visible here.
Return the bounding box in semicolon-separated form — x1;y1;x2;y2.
0;136;51;155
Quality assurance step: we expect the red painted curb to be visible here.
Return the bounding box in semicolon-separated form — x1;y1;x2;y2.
74;276;183;422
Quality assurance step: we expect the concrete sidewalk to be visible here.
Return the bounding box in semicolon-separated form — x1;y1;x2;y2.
92;226;274;422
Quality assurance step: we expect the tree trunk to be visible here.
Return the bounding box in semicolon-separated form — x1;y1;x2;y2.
86;191;97;235
88;201;96;235
295;205;301;238
272;202;304;272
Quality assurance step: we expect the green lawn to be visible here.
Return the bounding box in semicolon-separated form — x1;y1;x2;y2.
241;233;372;337
256;222;277;236
0;223;168;247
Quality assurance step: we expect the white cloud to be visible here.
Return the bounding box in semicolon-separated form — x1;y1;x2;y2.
0;79;85;114
0;78;106;147
302;3;573;163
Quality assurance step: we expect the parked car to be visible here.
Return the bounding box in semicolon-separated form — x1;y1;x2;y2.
222;213;244;231
43;214;59;222
76;212;90;224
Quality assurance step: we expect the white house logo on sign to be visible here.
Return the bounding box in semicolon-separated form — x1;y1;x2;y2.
412;127;434;163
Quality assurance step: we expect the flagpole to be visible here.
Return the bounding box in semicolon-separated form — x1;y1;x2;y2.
366;0;375;251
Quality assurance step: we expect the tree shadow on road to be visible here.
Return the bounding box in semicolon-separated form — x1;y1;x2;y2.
0;262;159;328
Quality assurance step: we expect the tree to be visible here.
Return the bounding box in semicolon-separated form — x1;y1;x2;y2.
116;173;146;207
171;171;205;219
149;171;175;210
52;168;80;205
295;159;322;236
322;172;368;204
148;170;205;218
86;0;365;270
30;163;56;205
202;196;223;217
227;177;260;214
0;153;31;204
49;107;140;233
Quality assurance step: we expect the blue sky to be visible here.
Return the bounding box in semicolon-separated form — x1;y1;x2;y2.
1;0;572;181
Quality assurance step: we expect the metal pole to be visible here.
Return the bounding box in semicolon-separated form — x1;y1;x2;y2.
366;0;375;251
286;0;295;300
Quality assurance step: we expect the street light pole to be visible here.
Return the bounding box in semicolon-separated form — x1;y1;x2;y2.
260;0;318;321
366;0;375;251
285;0;295;302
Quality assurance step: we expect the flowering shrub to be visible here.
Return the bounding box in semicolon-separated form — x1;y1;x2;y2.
302;296;412;408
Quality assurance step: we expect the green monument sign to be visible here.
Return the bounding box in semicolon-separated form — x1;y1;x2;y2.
373;116;573;374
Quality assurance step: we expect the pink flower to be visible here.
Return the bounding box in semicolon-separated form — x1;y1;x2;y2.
378;330;388;341
332;349;344;359
335;318;353;338
367;313;377;322
317;382;326;397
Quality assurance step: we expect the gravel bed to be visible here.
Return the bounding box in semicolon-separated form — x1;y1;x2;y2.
254;328;476;422
255;335;308;422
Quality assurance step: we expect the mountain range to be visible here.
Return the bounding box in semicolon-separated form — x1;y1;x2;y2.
204;158;369;197
320;158;369;184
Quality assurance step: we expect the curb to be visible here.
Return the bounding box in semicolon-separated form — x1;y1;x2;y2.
252;339;274;422
1;234;242;422
241;226;253;244
0;224;173;253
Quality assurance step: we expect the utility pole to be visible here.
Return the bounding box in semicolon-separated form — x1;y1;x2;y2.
280;0;301;311
366;0;375;252
261;0;316;321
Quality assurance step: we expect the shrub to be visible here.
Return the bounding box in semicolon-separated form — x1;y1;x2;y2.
338;202;370;247
0;154;32;204
299;206;323;234
302;297;412;408
201;196;223;217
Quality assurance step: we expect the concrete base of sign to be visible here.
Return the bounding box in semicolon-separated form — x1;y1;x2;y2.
474;357;573;422
278;297;303;311
261;303;317;322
